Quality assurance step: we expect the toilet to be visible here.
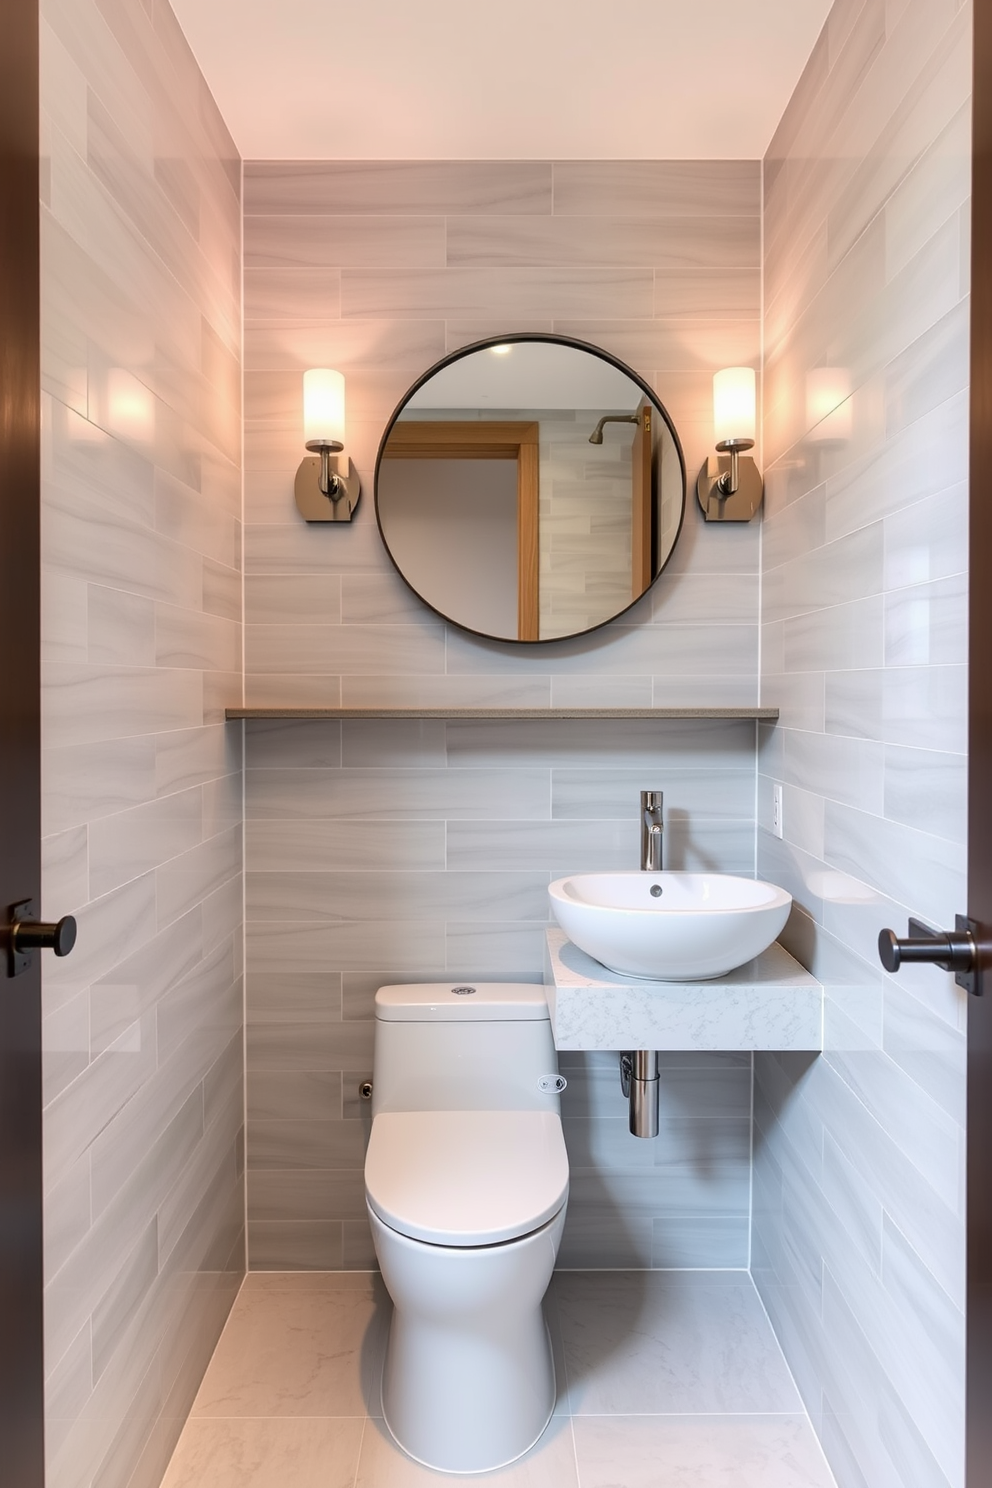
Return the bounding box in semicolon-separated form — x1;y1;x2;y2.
364;982;570;1474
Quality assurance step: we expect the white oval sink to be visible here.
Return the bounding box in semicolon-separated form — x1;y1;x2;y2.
548;872;792;981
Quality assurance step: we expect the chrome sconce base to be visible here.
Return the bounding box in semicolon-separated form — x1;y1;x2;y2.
295;443;362;522
696;447;763;522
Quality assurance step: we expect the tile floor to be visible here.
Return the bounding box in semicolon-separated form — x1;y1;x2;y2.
160;1270;838;1487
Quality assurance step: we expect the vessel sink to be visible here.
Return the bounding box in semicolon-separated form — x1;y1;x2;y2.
548;872;793;981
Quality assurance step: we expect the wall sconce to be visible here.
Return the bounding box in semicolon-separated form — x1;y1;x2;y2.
806;367;852;444
696;367;763;522
294;368;361;522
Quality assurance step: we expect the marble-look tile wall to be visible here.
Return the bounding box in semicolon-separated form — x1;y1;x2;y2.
754;3;970;1487
39;2;244;1486
245;717;756;1269
241;161;764;1270
242;160;762;710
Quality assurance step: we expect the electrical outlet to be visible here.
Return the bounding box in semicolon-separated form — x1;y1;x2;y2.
772;783;784;839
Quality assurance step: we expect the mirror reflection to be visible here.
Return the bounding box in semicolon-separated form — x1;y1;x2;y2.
375;337;686;642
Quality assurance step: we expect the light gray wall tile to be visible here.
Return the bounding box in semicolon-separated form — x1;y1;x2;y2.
246;620;446;676
246;970;342;1025
40;1;244;1483
884;574;967;667
551;161;761;218
246;1167;368;1225
244;319;446;375
447;215;759;269
245;215;446;269
246;765;551;820
883;744;966;843
341;265;656;321
247;1118;366;1170
756;9;969;1487
248;1222;344;1270
247;818;446;872
241;158;764;1270
90;908;205;1055
653;267;761;320
247;1070;342;1121
243;718;342;768
246;869;550;923
245;575;341;626
551;767;754;821
244;160;554;216
446;819;634;873
242;266;341;320
340;673;554;709
826;664;967;754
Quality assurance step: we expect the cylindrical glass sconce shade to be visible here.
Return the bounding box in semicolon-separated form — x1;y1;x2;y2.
713;367;756;445
304;368;345;446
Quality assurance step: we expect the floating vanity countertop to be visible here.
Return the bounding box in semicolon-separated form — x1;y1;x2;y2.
227;706;779;721
543;929;822;1052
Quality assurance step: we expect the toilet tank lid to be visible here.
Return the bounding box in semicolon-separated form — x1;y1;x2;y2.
375;983;549;1021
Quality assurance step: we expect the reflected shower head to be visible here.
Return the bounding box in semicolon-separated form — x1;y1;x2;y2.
588;412;640;445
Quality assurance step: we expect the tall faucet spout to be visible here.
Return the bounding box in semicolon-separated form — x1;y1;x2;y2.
640;790;664;871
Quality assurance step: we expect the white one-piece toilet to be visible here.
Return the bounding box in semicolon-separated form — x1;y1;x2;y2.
364;982;570;1474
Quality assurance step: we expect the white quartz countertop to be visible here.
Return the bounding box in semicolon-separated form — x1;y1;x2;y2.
543;929;823;1052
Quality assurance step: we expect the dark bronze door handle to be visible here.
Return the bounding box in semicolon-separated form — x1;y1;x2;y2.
878;914;978;994
6;900;77;976
11;915;76;956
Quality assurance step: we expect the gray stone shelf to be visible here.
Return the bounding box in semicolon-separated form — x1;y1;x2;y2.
543;929;822;1052
227;707;779;720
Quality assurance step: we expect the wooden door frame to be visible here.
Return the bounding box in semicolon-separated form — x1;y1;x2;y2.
0;0;45;1482
969;3;992;1482
380;420;540;640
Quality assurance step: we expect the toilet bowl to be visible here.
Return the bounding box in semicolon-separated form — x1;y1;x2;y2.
364;983;569;1474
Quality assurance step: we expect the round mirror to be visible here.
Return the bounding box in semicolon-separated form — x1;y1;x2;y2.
374;335;686;643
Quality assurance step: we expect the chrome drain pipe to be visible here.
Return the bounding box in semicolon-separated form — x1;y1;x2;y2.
620;1051;660;1138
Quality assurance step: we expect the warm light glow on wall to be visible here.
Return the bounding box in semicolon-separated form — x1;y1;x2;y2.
107;369;155;445
66;408;108;445
713;367;756;446
304;368;346;447
806;367;852;443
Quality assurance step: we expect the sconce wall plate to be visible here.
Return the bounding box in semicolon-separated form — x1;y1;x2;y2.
696;453;763;522
295;453;362;522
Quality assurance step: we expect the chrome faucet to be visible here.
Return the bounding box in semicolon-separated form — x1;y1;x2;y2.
640;791;663;871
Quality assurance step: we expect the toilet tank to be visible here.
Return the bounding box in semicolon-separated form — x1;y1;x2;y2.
371;983;563;1117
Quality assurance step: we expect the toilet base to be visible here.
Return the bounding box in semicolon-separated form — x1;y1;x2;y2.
368;1203;566;1474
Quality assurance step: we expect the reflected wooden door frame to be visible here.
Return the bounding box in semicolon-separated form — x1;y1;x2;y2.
631;400;654;599
381;421;540;640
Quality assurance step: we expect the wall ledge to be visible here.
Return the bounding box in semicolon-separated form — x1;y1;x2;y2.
227;706;779;721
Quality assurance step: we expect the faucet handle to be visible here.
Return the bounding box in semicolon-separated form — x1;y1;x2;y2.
641;790;663;810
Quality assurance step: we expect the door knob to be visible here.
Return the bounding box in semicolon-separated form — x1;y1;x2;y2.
6;900;77;977
878;914;978;995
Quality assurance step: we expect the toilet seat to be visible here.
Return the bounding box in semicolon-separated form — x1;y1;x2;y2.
365;1109;569;1247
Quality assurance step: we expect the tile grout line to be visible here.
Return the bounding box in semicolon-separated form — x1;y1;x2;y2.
747;1271;834;1473
240;145;250;1280
353;1413;370;1488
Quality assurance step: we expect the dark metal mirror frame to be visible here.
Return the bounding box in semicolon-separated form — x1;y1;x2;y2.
373;332;687;645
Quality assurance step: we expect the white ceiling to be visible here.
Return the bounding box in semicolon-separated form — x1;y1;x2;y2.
170;0;834;161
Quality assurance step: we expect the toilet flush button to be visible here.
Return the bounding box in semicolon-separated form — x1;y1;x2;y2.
451;986;477;995
538;1075;567;1093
